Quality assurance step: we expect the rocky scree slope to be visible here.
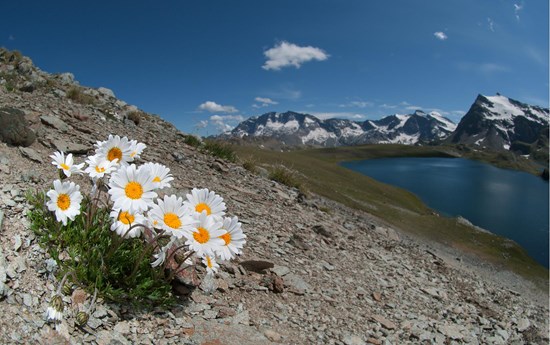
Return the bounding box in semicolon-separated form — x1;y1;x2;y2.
0;49;548;344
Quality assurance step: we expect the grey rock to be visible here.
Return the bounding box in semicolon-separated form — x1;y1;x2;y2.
51;139;89;154
19;147;43;163
438;324;463;340
199;273;218;294
0;107;36;147
97;87;115;98
342;334;366;345
516;318;530;332
113;321;130;335
271;265;290;277
13;235;22;251
40;115;70;132
58;72;75;85
53;89;66;98
283;273;310;294
22;293;33;307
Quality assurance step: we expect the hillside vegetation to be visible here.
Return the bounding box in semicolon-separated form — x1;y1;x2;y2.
232;144;548;286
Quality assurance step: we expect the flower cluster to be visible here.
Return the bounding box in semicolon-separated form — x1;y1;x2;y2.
45;134;246;276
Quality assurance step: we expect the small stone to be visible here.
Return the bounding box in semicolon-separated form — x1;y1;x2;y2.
263;329;282;342
271;265;290;277
40;115;70;132
19;147;43;163
272;275;284;293
438;324;463;340
22;293;33;307
516;318;530;332
13;235;22;251
202;309;218;319
240;260;274;273
113;321;130;335
371;315;396;330
312;224;333;238
367;338;382;345
216;306;236;318
343;334;366;345
52;140;89;154
372;292;382;302
199;273;218;294
283;273;310;295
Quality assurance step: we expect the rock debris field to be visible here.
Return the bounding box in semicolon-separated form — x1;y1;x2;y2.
0;49;548;344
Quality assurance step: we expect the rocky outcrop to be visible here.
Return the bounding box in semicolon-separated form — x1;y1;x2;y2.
0;48;548;345
0;107;36;146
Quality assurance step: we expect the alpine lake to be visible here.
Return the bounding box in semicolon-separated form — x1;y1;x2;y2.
341;157;549;268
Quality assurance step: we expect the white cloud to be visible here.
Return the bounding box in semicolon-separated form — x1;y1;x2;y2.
209;114;245;133
514;3;523;21
339;101;373;108
255;97;278;105
487;18;495;32
262;41;329;71
195;120;208;129
457;62;509;75
253;97;278;108
198;101;238;113
434;32;448;41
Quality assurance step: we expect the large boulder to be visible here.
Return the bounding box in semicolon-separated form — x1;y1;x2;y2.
0;107;36;147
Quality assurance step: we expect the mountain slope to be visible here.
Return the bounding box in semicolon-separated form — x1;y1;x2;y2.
1;48;548;345
448;94;549;153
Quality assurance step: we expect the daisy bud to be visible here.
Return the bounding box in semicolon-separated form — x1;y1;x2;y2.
75;311;89;327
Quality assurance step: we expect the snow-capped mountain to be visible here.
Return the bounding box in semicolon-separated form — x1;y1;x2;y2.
447;94;549;152
224;110;457;147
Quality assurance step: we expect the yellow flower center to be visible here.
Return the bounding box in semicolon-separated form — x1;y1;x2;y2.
220;232;231;245
206;256;213;268
95;166;105;173
130;151;137;158
124;181;143;200
193;227;210;244
164;213;182;229
118;211;135;225
195;203;211;215
107;147;122;162
60;163;70;171
57;194;71;211
153;176;161;182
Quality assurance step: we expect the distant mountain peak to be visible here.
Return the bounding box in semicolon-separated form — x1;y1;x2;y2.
448;93;549;152
222;109;457;147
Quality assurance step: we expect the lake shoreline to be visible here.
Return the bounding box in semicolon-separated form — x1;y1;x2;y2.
342;156;549;268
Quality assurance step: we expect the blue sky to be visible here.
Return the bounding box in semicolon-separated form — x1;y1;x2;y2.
1;0;548;136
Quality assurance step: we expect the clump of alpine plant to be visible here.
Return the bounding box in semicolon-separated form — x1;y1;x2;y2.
29;135;246;320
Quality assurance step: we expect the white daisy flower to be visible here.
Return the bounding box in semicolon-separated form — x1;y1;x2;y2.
140;162;174;189
85;154;119;179
216;216;246;261
183;211;226;257
108;164;157;213
46;180;83;225
45;295;64;322
183;188;226;220
50;151;84;177
148;195;197;238
129;140;147;159
95;134;134;166
109;208;146;238
202;254;219;275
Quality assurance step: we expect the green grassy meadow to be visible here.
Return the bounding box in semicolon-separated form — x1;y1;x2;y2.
232;144;548;288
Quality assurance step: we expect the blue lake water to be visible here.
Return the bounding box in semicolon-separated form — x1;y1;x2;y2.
341;157;549;268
